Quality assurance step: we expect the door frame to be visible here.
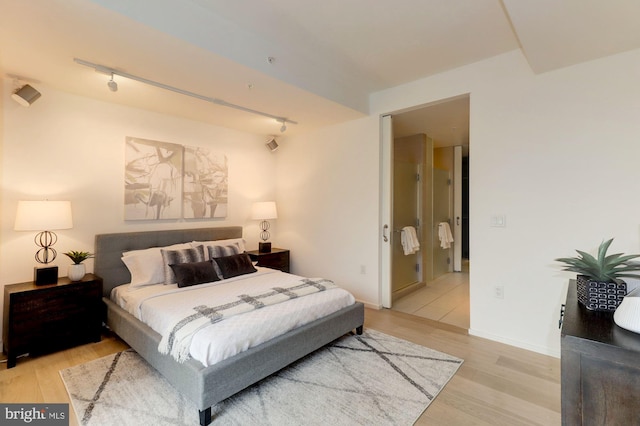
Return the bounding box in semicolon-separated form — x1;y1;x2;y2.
379;94;469;310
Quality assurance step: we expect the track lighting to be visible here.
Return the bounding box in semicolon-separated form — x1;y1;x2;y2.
73;58;298;132
12;84;41;107
266;138;279;152
107;74;118;92
278;119;287;133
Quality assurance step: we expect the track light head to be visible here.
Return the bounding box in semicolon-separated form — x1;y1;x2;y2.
107;74;118;92
266;138;279;152
277;119;287;133
12;84;41;107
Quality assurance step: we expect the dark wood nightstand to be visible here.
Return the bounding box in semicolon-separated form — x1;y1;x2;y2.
2;274;103;368
247;248;290;273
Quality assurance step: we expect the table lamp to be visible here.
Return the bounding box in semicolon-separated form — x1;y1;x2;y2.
251;201;277;253
14;200;73;285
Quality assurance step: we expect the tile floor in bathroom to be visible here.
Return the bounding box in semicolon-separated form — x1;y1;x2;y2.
392;260;470;329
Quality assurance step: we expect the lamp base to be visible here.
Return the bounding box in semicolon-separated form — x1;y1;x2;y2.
34;265;58;285
259;242;272;253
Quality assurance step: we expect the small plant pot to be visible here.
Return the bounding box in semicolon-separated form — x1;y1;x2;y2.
576;275;627;312
68;264;86;281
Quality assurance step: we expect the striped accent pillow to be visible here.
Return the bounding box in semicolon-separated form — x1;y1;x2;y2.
206;244;241;278
161;245;205;284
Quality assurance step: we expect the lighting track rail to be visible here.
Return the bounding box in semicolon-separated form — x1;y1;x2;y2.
73;58;297;129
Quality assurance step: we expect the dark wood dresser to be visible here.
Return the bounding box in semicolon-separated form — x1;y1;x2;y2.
561;280;640;424
247;248;290;273
3;274;103;368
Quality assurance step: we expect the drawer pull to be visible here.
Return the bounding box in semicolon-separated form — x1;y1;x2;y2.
558;304;566;329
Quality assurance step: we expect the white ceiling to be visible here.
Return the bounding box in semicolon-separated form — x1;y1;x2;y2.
2;0;640;145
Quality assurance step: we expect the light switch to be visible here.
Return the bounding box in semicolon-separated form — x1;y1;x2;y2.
491;215;506;227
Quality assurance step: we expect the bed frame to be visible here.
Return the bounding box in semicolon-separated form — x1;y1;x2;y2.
94;226;364;425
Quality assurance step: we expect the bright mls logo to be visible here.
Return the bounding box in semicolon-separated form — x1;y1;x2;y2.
1;404;68;425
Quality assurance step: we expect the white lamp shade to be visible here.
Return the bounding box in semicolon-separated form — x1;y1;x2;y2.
14;200;73;231
251;201;278;220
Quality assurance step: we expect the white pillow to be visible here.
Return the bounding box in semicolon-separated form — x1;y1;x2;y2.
122;243;191;288
191;238;246;260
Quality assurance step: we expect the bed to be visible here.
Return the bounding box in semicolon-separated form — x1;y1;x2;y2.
94;226;364;425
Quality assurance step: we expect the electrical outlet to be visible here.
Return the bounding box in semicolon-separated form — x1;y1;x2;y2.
491;215;507;227
494;285;504;299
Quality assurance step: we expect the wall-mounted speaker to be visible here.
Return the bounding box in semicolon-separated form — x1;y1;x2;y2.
266;139;279;152
12;84;41;107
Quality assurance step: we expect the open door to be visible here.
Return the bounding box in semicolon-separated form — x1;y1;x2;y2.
380;115;393;308
453;146;462;272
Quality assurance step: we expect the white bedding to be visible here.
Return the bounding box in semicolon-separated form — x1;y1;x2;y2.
111;267;355;366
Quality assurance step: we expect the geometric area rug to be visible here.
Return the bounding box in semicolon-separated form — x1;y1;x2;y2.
60;329;463;426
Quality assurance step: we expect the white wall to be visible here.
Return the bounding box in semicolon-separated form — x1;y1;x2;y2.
0;81;278;340
278;48;640;357
275;116;380;306
378;48;640;356
5;46;640;357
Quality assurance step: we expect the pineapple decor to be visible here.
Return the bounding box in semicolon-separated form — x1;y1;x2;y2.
556;239;640;311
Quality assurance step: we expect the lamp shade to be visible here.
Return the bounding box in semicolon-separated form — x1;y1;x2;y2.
251;201;277;220
14;200;73;231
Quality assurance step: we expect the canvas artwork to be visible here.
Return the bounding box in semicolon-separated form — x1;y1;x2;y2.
124;137;228;221
124;137;183;220
183;146;228;219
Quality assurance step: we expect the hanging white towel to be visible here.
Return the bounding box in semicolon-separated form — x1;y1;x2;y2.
401;226;420;255
438;222;454;249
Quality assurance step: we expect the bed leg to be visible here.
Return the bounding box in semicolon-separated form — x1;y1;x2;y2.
199;407;212;426
356;325;363;335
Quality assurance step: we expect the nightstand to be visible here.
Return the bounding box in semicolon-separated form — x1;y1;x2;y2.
2;274;103;368
247;248;290;273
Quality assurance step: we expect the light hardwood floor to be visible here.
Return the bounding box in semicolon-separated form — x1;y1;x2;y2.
393;260;470;329
1;307;560;426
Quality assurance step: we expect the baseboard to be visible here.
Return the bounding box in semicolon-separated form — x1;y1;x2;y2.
392;281;426;302
357;299;382;310
469;328;560;358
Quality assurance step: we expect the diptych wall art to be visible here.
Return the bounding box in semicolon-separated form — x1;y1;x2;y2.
124;137;228;220
183;145;228;219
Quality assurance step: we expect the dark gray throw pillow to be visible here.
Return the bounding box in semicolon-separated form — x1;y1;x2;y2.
206;244;242;278
169;260;219;288
213;253;257;279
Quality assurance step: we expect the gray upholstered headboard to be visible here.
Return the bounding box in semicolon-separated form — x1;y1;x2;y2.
94;226;243;298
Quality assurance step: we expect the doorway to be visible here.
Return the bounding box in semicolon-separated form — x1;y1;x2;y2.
382;95;470;329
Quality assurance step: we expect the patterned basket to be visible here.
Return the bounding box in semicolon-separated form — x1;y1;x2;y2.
576;275;627;312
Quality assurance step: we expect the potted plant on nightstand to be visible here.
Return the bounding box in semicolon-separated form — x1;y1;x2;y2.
64;250;94;281
555;238;640;311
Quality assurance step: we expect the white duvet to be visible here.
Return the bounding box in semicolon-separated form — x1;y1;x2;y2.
111;267;355;366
